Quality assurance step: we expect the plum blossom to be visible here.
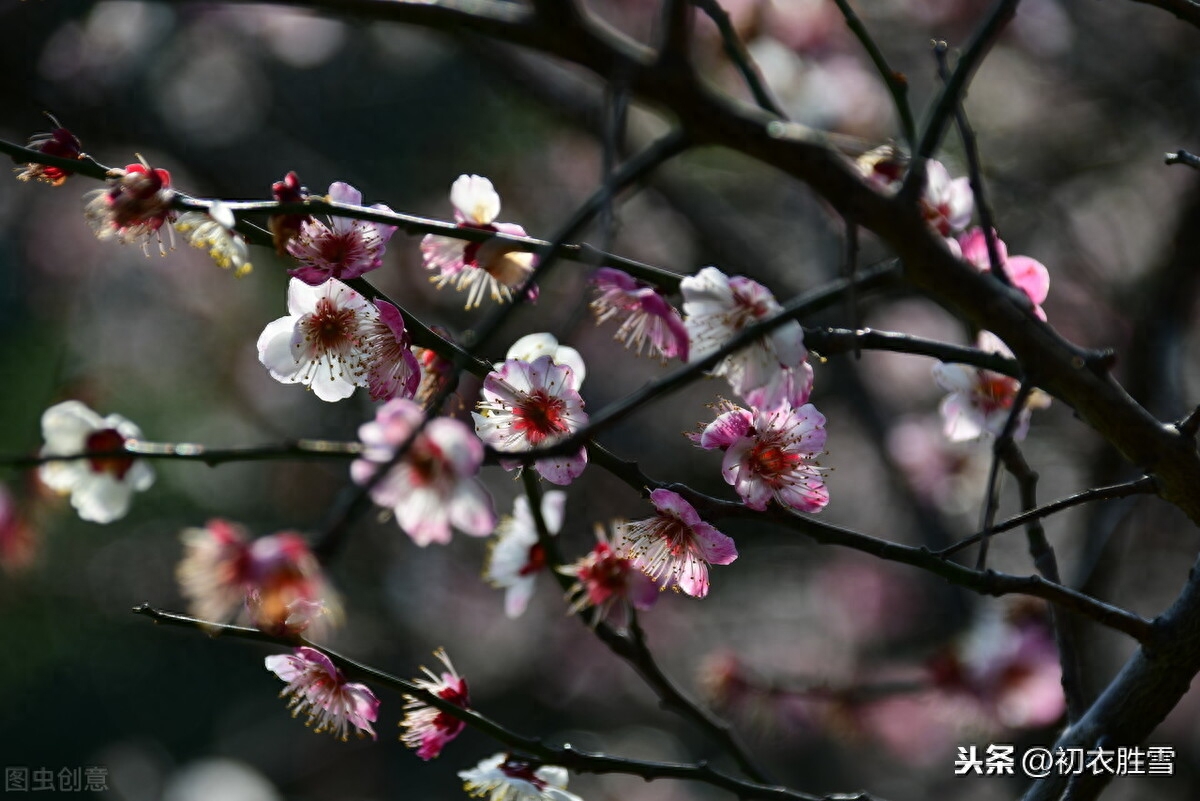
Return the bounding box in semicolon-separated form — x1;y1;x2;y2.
932;331;1050;442
559;523;658;624
459;753;583;801
257;277;377;402
589;267;689;361
15;119;83;186
37;400;154;524
364;300;421;402
174;201;253;277
681;267;807;402
286;181;397;284
83;159;176;255
176;519;342;636
919;160;973;237
269;170;310;255
265;646;380;741
619;489;737;598
474;356;588;485
855;144;907;192
955;227;1050;319
500;333;586;388
422;174;538;308
697;400;829;513
351;399;496;546
484;491;566;618
400;648;470;760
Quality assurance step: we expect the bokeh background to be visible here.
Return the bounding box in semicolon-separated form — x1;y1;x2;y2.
2;1;1200;799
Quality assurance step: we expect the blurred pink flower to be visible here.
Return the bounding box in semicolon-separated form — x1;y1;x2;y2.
485;491;565;618
286;181;397;284
920;160;973;237
352;399;496;546
560;523;659;625
682;266;807;402
620;488;737;598
955;227;1050;319
697;400;829;513
400;648;470;760
38;400;154;524
265;646;379;741
932;331;1050;442
257;277;376;402
422;174;538;308
83;160;177;255
364;300;421;402
459;753;582;801
590;267;688;361
474;356;589;485
0;483;36;571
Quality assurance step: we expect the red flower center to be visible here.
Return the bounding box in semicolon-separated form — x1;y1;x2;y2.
976;372;1018;415
500;758;546;789
307;297;359;351
747;440;801;483
459;221;498;266
512;390;568;445
84;428;134;480
316;230;367;268
518;542;546;576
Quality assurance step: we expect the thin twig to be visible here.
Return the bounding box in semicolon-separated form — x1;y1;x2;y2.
1;439;361;470
1165;149;1200;169
843;221;862;358
0;138;113;181
691;0;787;118
975;381;1035;570
827;0;916;148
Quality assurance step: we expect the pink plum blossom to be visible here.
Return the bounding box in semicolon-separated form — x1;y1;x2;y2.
697;401;829;513
619;488;737;598
351;399;496;546
559;523;658;624
681;266;807;402
364;300;421;402
83;159;177;255
589;267;689;361
15;120;83;186
473;356;589;485
956;227;1050;319
932;331;1050;442
176;519;342;636
38;400;154;524
286;181;397;284
459;753;583;801
422;174;538;308
257;277;377;402
400;648;470;760
485;491;566;618
265;646;380;741
920;160;973;237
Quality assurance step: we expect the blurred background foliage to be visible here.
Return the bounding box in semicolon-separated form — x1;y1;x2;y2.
1;1;1199;799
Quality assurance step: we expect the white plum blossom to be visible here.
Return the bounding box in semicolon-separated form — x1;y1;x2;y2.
697;400;829;513
932;331;1050;442
459;753;583;801
474;356;589;485
351;399;496;546
286;182;397;284
257;278;377;402
500;333;586;388
484;491;566;618
38;400;154;524
422;174;538;308
174;201;253;277
681;267;807;403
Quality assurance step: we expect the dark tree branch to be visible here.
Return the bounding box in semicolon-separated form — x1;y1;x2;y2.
1164;149;1200;169
691;0;786;118
1;439;360;470
976;381;1036;570
828;0;917;148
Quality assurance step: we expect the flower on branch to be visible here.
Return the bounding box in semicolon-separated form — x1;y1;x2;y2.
83;158;176;255
422;174;538;309
559;523;658;624
619;488;737;599
919;160;973;237
286;181;397;285
484;491;566;618
265;646;380;741
696;400;829;513
174;200;252;276
400;648;470;760
414;336;457;409
932;331;1050;442
15;119;84;186
176;519;342;636
257;277;376;402
589;267;688;362
269;170;310;256
37;400;154;524
364;300;421;402
351;399;496;546
474;356;588;486
459;753;583;801
500;333;586;388
954;227;1050;320
681;266;808;403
